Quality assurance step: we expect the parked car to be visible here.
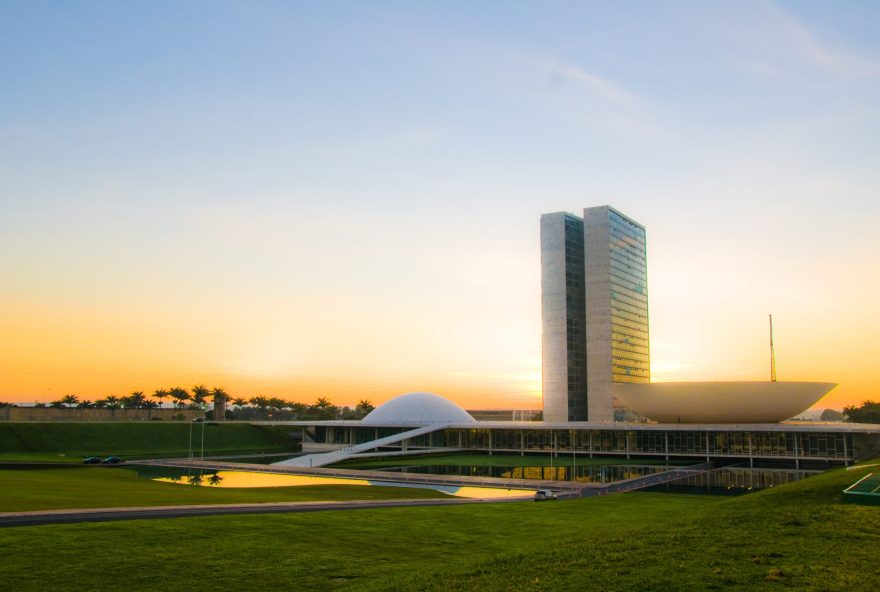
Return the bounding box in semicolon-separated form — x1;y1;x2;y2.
534;489;558;501
82;456;101;465
101;456;123;464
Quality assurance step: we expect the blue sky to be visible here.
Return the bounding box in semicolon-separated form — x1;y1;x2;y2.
1;1;878;409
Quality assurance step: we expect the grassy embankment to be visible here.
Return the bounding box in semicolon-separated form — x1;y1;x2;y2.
0;467;446;511
0;422;298;462
2;462;877;591
333;452;691;469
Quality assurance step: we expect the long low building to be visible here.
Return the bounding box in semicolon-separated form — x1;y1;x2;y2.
288;420;879;468
264;393;880;470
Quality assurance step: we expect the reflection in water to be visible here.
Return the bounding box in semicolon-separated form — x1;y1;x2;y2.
366;480;536;499
156;471;370;488
152;470;528;499
381;464;670;483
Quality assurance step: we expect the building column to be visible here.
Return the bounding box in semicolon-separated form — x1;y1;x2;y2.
664;431;669;462
748;432;754;468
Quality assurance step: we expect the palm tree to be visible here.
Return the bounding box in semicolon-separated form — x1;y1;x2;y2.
153;389;169;408
356;399;375;417
210;387;229;420
77;400;94;409
311;397;339;420
169;387;189;409
124;391;146;409
60;394;79;408
249;396;269;410
191;384;210;409
211;387;228;405
232;397;246;409
104;395;121;409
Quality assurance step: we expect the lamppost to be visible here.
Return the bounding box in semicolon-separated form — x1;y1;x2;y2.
188;419;194;459
200;417;206;459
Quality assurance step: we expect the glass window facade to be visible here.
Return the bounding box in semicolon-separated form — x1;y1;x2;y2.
563;214;588;420
607;210;650;383
306;425;867;464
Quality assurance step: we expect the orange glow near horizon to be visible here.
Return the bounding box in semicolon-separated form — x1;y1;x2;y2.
1;262;875;414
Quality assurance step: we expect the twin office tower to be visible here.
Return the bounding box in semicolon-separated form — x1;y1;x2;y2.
541;206;650;423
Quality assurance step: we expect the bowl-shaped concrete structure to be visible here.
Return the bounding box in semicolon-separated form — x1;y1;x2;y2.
611;381;836;424
362;392;476;425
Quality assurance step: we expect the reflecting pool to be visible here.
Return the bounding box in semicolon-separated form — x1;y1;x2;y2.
146;468;535;499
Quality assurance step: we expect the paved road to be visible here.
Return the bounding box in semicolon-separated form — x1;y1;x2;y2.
0;496;532;528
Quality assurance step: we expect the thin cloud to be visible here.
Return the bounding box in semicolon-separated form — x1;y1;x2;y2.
772;4;880;78
536;60;644;108
731;58;795;80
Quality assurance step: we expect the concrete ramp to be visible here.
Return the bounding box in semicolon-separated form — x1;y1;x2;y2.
273;424;448;468
581;462;715;497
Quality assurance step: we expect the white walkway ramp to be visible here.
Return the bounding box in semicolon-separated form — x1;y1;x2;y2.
273;424;448;468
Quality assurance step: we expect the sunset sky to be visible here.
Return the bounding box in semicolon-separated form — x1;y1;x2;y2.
1;1;878;412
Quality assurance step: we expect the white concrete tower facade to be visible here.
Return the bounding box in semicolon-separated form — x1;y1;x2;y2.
541;206;649;423
541;212;587;422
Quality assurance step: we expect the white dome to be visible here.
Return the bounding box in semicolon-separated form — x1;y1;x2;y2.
362;392;476;425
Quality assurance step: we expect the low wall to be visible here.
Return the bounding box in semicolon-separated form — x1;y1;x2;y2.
0;407;204;422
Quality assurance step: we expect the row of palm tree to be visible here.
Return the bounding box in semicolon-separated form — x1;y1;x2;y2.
226;397;375;421
45;392;159;410
31;387;375;420
151;385;228;409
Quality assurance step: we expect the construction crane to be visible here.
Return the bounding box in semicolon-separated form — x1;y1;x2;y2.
769;314;777;382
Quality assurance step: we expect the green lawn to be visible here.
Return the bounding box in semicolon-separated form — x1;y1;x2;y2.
2;463;878;591
333;451;691;469
0;422;298;461
0;467;446;511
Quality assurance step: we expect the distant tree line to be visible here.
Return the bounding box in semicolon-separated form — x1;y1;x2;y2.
843;401;880;424
225;396;375;421
2;385;375;421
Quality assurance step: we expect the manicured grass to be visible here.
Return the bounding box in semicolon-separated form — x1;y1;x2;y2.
3;463;877;591
0;467;447;511
0;422;298;461
333;452;690;469
0;452;85;464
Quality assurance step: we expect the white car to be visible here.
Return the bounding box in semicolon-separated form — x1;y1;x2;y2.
534;489;558;501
